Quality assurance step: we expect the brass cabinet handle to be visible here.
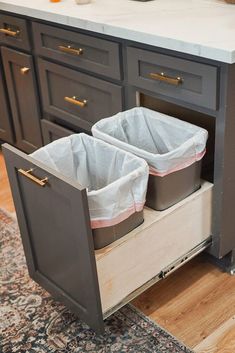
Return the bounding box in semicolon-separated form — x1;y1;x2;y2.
20;67;30;75
0;28;20;37
150;72;183;86
58;45;83;56
18;168;48;187
64;96;88;108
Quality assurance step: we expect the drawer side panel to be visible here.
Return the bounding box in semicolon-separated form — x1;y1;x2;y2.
96;181;213;314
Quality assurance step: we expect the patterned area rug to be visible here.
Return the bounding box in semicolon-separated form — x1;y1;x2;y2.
0;209;193;353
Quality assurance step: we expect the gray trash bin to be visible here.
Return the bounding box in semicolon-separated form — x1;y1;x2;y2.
30;133;149;249
92;107;208;211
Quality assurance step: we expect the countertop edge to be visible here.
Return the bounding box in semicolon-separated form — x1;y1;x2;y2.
0;2;235;64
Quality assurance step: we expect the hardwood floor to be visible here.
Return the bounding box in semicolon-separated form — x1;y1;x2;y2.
1;150;235;352
133;256;235;351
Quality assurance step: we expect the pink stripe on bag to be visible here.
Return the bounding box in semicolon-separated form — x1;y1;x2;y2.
149;149;206;177
91;202;144;229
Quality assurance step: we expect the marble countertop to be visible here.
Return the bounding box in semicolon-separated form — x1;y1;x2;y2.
0;0;235;63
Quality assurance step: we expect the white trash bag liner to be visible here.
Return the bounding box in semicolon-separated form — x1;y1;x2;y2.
92;107;208;177
30;133;149;229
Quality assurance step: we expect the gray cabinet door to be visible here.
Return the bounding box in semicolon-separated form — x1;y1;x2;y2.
0;61;14;143
1;46;43;153
2;143;104;334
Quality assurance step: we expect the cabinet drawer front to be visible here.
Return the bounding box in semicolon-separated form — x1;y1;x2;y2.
33;22;121;80
0;15;30;51
41;119;74;144
1;47;42;153
4;138;213;332
127;47;218;110
38;59;123;132
2;143;104;334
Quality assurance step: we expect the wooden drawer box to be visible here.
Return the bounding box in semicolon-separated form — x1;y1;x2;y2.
3;142;213;333
32;22;121;80
38;59;123;132
0;14;31;51
127;47;218;110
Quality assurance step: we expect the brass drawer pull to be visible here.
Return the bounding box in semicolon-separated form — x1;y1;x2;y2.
64;96;88;108
20;67;30;75
150;72;183;86
18;168;48;187
58;45;83;56
0;28;20;37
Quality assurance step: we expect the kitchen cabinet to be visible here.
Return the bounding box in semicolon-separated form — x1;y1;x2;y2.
1;3;235;334
0;14;31;51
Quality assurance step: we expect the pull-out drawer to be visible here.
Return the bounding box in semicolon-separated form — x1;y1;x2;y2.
41;120;74;145
32;22;121;80
38;59;123;132
0;15;31;51
3;142;213;333
127;47;218;110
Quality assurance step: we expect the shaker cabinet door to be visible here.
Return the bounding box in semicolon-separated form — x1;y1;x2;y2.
1;46;42;153
2;143;104;334
0;61;14;143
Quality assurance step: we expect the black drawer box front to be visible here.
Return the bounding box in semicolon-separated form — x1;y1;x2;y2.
33;22;121;80
38;59;123;132
41;119;75;145
127;47;218;110
0;15;31;51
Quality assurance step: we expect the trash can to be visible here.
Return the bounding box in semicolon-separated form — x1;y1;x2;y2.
30;133;149;249
92;107;208;211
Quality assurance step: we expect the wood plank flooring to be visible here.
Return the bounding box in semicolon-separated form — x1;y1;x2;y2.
0;149;14;212
1;150;235;352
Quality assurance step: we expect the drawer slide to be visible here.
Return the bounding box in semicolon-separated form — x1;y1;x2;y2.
103;237;212;319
